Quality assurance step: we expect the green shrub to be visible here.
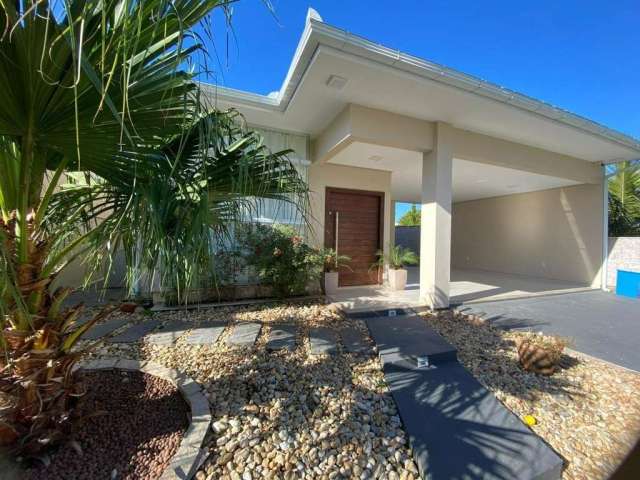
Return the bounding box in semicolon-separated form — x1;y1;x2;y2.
240;224;323;297
318;248;352;272
372;245;419;270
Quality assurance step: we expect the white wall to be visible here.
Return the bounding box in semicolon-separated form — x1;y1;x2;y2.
607;237;640;287
451;183;604;286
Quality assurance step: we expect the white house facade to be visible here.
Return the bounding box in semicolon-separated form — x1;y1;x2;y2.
202;9;640;308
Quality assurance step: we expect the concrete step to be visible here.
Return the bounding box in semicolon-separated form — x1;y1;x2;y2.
366;314;457;367
108;320;161;343
83;318;130;341
145;320;193;345
266;324;297;351
309;327;338;355
363;311;562;480
227;322;261;348
383;361;562;480
184;322;226;345
340;327;371;354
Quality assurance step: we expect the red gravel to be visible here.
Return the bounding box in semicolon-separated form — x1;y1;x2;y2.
25;369;189;480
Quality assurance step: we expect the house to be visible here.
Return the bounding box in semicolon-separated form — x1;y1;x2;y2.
202;8;640;309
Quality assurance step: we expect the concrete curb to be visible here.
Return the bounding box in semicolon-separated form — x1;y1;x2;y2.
78;357;211;480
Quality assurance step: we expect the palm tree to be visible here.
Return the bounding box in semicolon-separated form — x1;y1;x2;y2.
608;161;640;236
397;204;421;226
0;0;307;454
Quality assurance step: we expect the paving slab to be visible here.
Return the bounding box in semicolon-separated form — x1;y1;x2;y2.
366;314;457;366
383;361;562;480
341;327;371;354
82;317;130;340
184;322;226;345
108;320;161;343
227;322;261;348
266;324;297;351
145;320;193;345
309;327;338;355
362;309;562;479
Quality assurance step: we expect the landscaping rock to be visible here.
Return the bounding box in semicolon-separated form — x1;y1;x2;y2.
23;370;189;480
421;310;640;480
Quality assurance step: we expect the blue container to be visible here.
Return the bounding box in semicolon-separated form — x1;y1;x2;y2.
616;270;640;299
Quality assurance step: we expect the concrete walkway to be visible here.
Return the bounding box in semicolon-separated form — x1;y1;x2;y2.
328;268;589;312
361;310;562;480
456;289;640;371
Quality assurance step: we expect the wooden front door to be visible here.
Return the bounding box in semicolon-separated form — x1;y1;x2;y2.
325;188;384;286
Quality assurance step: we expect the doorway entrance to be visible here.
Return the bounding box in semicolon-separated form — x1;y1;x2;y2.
324;187;384;286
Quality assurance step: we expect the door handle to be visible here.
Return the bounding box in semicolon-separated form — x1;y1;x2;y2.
335;211;340;260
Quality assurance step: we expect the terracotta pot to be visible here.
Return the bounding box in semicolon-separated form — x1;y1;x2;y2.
388;268;407;291
119;302;138;313
324;271;339;294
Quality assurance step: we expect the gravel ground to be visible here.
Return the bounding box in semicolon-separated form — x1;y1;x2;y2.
87;302;419;480
24;370;189;480
421;310;640;480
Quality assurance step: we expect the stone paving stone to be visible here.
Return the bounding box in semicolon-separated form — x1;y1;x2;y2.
82;317;130;340
383;361;563;480
309;327;338;355
145;320;193;345
341;327;371;354
266;324;297;351
108;319;161;343
184;322;226;346
227;322;261;348
366;314;457;366
363;310;562;480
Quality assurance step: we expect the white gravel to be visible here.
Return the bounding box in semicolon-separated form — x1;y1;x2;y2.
422;310;640;480
86;302;419;480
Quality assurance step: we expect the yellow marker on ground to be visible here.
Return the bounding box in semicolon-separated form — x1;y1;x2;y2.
523;415;537;426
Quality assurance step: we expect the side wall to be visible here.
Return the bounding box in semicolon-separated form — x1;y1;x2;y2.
607;237;640;287
451;183;604;286
307;162;392;259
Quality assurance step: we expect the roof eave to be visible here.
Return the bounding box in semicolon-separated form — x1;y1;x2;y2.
203;16;640;157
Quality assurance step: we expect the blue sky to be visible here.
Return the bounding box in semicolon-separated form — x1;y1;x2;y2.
204;1;640;220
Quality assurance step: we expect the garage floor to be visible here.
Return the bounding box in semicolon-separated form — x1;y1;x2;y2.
456;289;640;371
328;267;590;312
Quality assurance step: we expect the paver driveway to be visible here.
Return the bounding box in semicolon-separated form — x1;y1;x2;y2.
456;289;640;371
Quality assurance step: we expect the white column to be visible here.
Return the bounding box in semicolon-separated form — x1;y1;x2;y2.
387;199;396;285
420;123;453;309
389;199;396;250
601;164;609;291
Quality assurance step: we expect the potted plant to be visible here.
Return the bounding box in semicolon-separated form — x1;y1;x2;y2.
320;248;352;294
372;246;419;291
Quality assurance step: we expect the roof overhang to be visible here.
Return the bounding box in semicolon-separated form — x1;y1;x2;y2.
202;8;640;163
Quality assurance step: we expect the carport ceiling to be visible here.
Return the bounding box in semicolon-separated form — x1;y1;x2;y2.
328;142;579;203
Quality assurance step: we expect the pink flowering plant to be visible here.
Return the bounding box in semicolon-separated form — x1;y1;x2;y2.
241;224;323;297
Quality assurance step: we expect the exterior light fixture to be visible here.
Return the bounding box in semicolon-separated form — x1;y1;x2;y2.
326;75;348;90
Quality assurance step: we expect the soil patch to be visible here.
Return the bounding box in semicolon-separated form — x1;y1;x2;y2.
25;369;189;480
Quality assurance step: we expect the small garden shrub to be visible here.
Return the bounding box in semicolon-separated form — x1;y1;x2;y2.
240;224;323;297
516;331;571;376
